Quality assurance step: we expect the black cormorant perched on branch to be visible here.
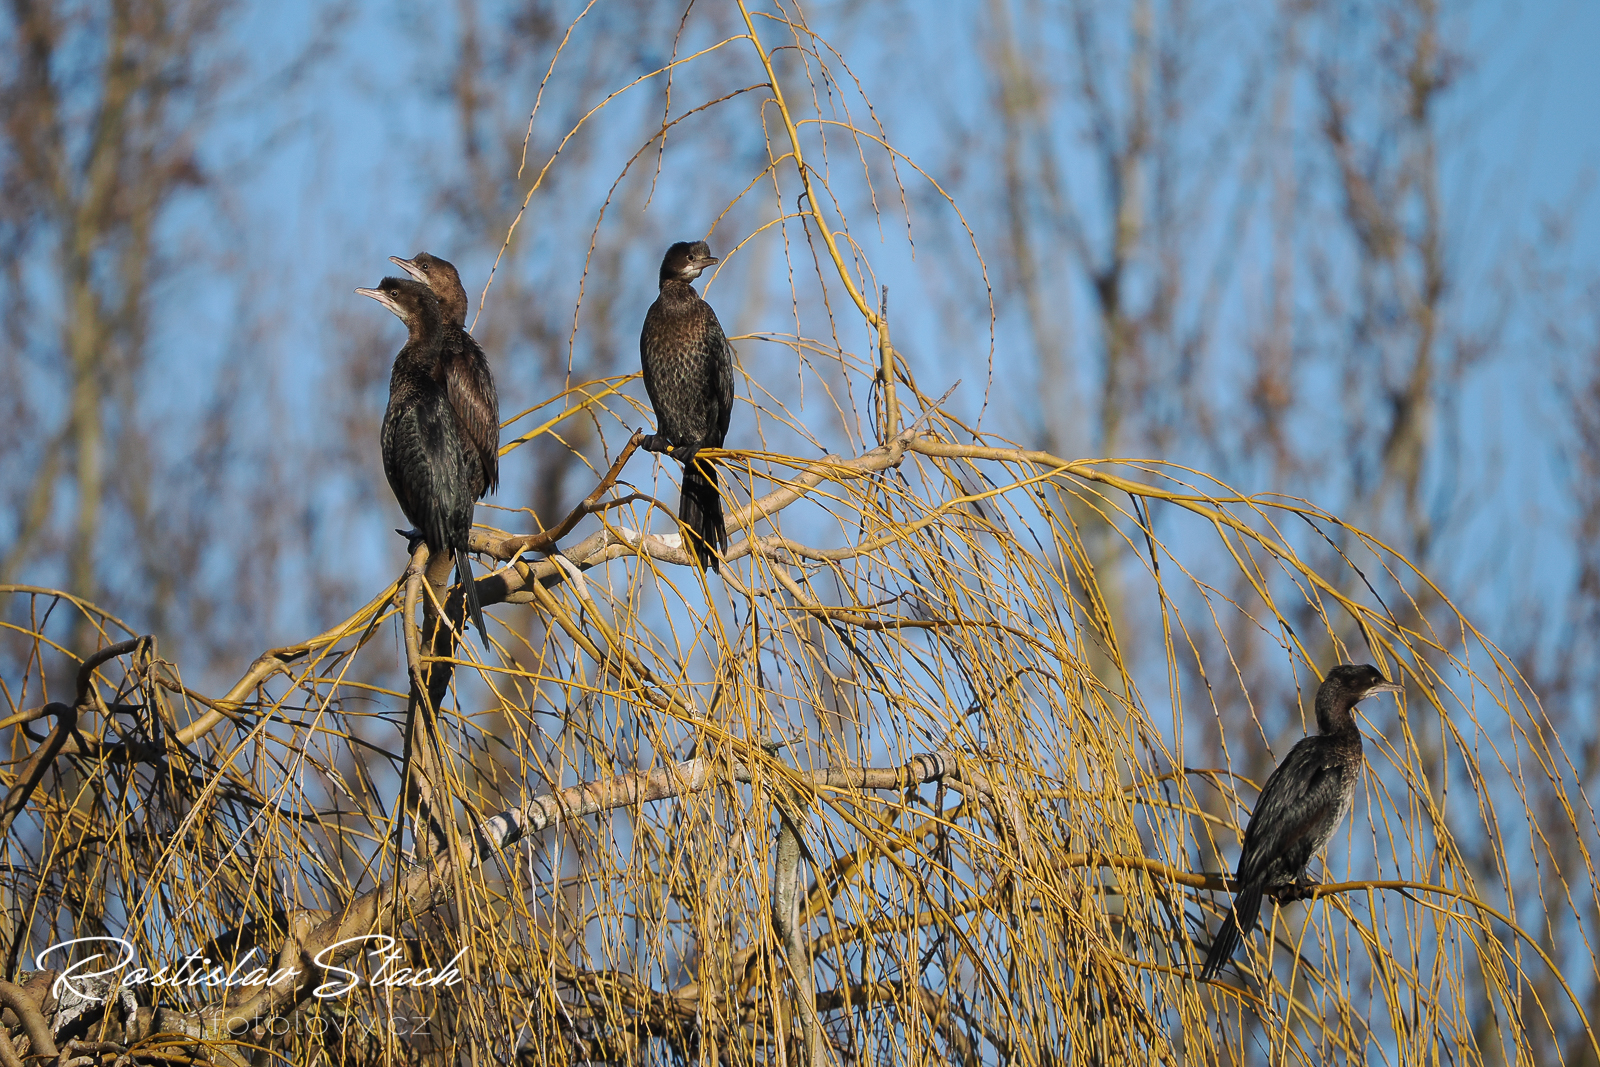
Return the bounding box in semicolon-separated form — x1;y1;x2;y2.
357;276;487;640
1199;663;1403;981
389;252;500;499
640;240;735;571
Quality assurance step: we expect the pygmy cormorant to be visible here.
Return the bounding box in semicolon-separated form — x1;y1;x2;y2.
357;276;487;640
640;240;735;571
389;252;500;499
1199;664;1403;981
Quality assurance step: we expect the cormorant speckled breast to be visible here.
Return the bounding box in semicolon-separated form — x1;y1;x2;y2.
357;276;487;641
389;251;500;500
1199;664;1403;981
639;240;735;571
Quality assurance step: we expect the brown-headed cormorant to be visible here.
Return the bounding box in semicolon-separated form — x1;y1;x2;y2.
357;276;487;640
1199;663;1402;981
389;252;500;499
640;240;735;572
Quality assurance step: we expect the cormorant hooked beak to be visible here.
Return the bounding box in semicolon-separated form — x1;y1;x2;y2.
356;286;405;320
389;255;429;284
1361;680;1404;699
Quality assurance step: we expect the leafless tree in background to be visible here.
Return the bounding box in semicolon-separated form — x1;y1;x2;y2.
0;0;233;646
0;0;349;673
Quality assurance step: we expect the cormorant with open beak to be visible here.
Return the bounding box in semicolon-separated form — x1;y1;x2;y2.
1200;664;1403;981
389;252;499;500
640;240;735;571
357;276;487;640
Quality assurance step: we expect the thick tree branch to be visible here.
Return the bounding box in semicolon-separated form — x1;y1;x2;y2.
773;793;824;1067
0;980;57;1061
482;430;643;562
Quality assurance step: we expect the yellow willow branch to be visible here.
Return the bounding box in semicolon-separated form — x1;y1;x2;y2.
172;580;398;745
736;3;900;433
481;36;749;322
736;3;873;326
498;373;640;456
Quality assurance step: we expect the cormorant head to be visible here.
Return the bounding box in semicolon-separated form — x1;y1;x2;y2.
659;240;718;285
355;276;442;338
1314;663;1402;731
389;252;468;325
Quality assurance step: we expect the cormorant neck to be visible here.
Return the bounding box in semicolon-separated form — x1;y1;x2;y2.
659;275;697;293
1314;692;1359;736
440;295;467;327
406;301;444;347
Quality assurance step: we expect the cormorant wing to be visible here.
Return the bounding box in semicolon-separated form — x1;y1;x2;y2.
445;328;501;494
382;394;473;557
1236;738;1349;883
706;312;735;446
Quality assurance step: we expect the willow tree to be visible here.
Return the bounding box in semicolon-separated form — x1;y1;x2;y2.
0;4;1593;1066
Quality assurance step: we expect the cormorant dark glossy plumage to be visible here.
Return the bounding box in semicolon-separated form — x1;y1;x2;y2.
390;252;500;499
640;240;735;571
1199;664;1403;981
358;276;487;641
